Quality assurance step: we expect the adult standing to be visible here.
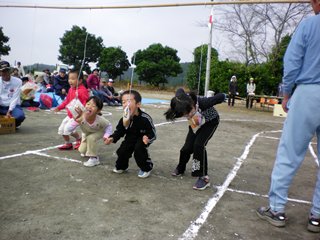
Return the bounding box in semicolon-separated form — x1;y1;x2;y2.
256;0;320;233
228;75;238;107
0;61;25;128
16;61;25;78
246;77;256;109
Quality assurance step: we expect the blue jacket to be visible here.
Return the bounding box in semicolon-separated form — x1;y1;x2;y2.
283;14;320;95
53;75;70;96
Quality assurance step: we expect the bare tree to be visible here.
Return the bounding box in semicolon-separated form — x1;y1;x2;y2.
214;3;310;65
258;3;310;60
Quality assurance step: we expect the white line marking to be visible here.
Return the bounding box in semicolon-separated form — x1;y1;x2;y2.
154;119;186;127
179;130;284;240
260;136;280;140
101;111;112;116
32;151;82;164
226;188;312;205
0;145;61;160
309;143;319;167
222;118;283;124
0;152;31;160
179;131;264;240
0;118;316;239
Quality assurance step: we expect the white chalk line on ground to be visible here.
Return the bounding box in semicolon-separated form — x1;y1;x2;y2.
222;118;283;124
225;187;312;205
178;130;267;240
0;118;316;239
309;143;319;167
0;120;184;161
0;144;61;160
258;136;318;166
32;151;82;164
179;128;319;240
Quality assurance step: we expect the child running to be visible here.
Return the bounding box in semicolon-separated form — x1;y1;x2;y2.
54;68;89;150
104;90;156;178
164;88;225;190
74;96;112;167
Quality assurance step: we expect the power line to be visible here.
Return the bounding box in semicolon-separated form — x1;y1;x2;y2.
0;0;309;10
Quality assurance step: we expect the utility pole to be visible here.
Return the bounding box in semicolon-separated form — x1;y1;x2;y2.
204;6;213;97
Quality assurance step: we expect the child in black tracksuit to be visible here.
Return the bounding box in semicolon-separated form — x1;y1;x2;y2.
164;88;225;190
104;90;156;178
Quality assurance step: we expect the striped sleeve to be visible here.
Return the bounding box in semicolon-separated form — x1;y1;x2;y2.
141;112;156;144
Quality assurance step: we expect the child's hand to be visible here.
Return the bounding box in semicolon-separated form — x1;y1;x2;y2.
104;137;113;145
123;105;130;128
142;135;149;145
75;106;83;114
53;108;60;113
75;106;83;119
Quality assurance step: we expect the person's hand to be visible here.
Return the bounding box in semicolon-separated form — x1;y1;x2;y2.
104;137;113;145
142;135;149;145
61;89;66;95
53;108;60;113
75;106;83;116
74;106;83;120
282;95;290;113
5;110;12;118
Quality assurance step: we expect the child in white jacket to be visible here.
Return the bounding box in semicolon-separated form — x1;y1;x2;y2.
75;96;112;167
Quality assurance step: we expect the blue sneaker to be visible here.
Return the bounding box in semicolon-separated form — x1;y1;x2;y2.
138;169;151;178
193;176;210;190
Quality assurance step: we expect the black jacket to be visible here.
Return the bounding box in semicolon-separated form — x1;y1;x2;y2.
197;93;225;122
228;81;238;95
110;108;156;145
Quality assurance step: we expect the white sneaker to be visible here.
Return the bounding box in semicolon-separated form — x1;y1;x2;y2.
138;169;152;178
112;168;128;174
83;157;100;167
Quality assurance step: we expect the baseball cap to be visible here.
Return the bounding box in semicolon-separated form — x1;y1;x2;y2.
21;76;29;82
108;79;114;83
0;61;11;71
59;68;67;73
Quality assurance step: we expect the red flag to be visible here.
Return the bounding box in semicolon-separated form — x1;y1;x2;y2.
208;8;213;27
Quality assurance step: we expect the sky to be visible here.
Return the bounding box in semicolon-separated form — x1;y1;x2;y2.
0;0;231;68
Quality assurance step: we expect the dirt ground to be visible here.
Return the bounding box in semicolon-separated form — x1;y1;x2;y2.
0;95;319;240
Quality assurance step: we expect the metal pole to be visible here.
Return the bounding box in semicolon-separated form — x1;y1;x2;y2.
204;7;213;97
0;0;309;10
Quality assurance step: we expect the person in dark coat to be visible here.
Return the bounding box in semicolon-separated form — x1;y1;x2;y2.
53;68;69;100
228;75;238;107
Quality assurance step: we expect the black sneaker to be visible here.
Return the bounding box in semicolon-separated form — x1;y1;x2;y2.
171;168;183;177
307;214;320;233
256;206;286;227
